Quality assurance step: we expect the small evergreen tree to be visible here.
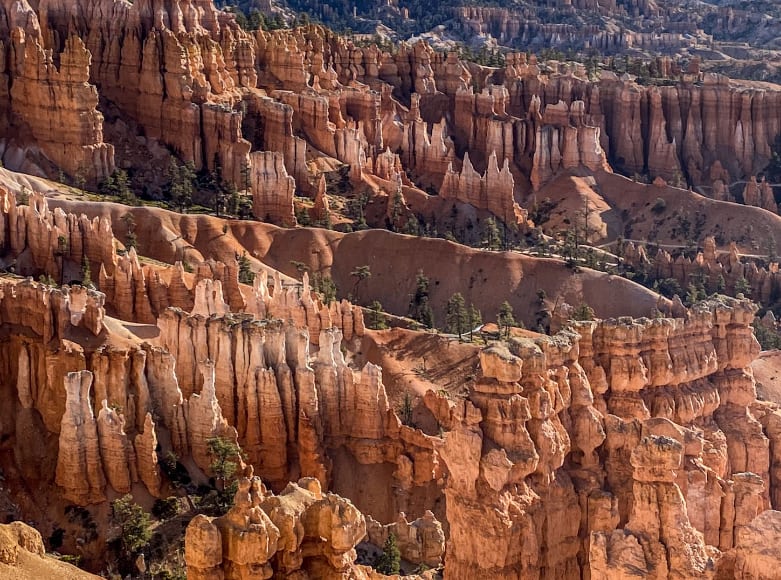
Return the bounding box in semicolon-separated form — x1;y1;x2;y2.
207;436;243;488
374;533;401;575
467;303;482;341
572;303;595;321
445;292;467;338
114;169;136;203
312;273;338;305
398;392;414;427
166;158;196;212
367;300;389;330
483;217;501;250
207;436;246;512
735;276;752;297
409;271;435;328
237;252;255;285
111;495;152;558
497;301;517;340
350;265;371;301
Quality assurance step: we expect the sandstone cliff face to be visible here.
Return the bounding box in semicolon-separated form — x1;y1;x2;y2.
440;152;525;225
250;151;297;226
5;220;781;577
0;26;114;180
2;0;779;222
156;308;401;492
0;189;116;287
419;297;781;579
365;511;445;569
55;371;106;505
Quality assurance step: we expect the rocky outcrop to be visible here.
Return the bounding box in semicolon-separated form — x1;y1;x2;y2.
55;371;106;505
4;216;781;577
1;28;114;180
741;176;777;214
156;309;394;490
250;151;297;226
440;151;526;225
365;511;445;568
53;366;167;504
184;361;239;474
733;510;781;579
422;296;781;579
134;413;162;498
0;278;104;343
590;435;715;578
96;399;137;495
0;189;116;287
185;476;368;579
246;269;365;345
623;236;781;308
0;521;98;578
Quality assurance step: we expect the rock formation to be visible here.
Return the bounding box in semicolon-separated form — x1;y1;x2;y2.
365;511;445;568
0;521;98;578
185;476;368;579
2;208;781;577
2;1;781;578
1;29;114;180
440;152;525;225
250;151;297;226
55;371;106;505
623;236;781;308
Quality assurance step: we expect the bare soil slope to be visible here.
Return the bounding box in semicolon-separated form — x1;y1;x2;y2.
48;198;666;326
753;350;781;404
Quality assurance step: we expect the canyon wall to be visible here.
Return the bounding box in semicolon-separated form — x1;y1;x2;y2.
3;237;781;578
2;1;773;228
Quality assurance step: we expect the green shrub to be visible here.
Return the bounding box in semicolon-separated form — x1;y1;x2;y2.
111;495;152;557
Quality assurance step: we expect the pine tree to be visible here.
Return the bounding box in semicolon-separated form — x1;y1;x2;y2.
374;533;401;575
207;436;247;513
467;303;482;341
312;273;338;305
572;303;595;321
409;271;435;329
445;292;467;338
350;265;371;302
483;217;501;250
111;495;152;558
167;158;195;212
735;276;752;297
497;301;517;340
114;169;135;203
367;300;388;330
238;252;255;285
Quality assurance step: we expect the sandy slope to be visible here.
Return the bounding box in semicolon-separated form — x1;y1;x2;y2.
47;198;666;326
753;350;781;404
